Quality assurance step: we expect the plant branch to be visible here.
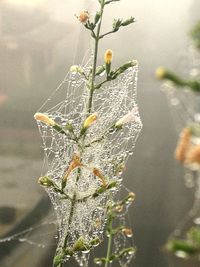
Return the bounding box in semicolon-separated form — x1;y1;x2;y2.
87;0;105;114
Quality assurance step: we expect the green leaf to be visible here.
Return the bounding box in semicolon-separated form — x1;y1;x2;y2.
53;124;66;134
105;0;120;5
53;253;65;266
95;12;101;24
166;238;198;255
73;237;90;252
187;227;200;247
89;237;101;247
96;65;106;76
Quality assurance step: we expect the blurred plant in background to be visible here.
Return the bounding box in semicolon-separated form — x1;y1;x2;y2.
34;0;142;267
156;20;200;262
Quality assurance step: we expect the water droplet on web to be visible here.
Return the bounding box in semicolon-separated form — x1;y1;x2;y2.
194;217;200;225
184;173;195;188
99;70;106;77
170;98;179;106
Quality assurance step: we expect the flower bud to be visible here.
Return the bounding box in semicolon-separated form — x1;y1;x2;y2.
175;128;191;162
104;49;113;64
127;192;136;202
155;67;167;80
38;176;54;187
122;228;133;238
78;10;89;24
115;107;138;127
83;113;97;128
114;204;124;213
70;65;83;74
121;17;135;26
34;113;55;126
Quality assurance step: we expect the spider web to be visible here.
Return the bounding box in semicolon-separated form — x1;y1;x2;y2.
162;45;200;133
161;45;200;189
34;50;142;266
0;54;142;267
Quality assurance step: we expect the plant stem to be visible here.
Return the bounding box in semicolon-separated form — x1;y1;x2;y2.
56;168;81;267
55;2;106;266
105;214;113;267
105;234;113;267
87;0;105;114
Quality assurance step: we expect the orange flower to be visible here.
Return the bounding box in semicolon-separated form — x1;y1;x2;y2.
104;49;113;64
34;113;55;126
93;167;107;187
185;145;200;165
83;113;97;128
63;153;83;182
78;10;89;24
175;128;191;162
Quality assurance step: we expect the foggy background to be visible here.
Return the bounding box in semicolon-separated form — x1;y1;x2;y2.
0;0;200;266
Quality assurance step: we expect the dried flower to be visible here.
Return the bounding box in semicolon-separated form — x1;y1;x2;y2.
175;128;191;162
62;153;83;184
83;113;97;128
155;67;167;80
115;107;138;127
34;113;55;126
122;228;133;238
94;218;102;228
93;167;107;187
78;10;89;24
114;204;124;213
185;145;200;165
104;49;113;64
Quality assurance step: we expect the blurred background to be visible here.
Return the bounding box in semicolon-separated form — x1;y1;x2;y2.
0;0;200;266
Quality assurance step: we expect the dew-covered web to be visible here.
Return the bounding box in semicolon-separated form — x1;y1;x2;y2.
33;48;142;266
161;45;200;189
113;185;136;267
0;215;57;248
162;45;200;133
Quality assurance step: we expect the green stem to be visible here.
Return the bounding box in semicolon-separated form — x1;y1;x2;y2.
55;168;81;267
54;2;106;266
87;0;105;114
105;233;113;267
105;211;113;267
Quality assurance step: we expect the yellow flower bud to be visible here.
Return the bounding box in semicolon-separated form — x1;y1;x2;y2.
104;49;113;64
155;67;167;80
83;113;97;128
127;192;136;202
34;113;55;126
78;10;89;24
